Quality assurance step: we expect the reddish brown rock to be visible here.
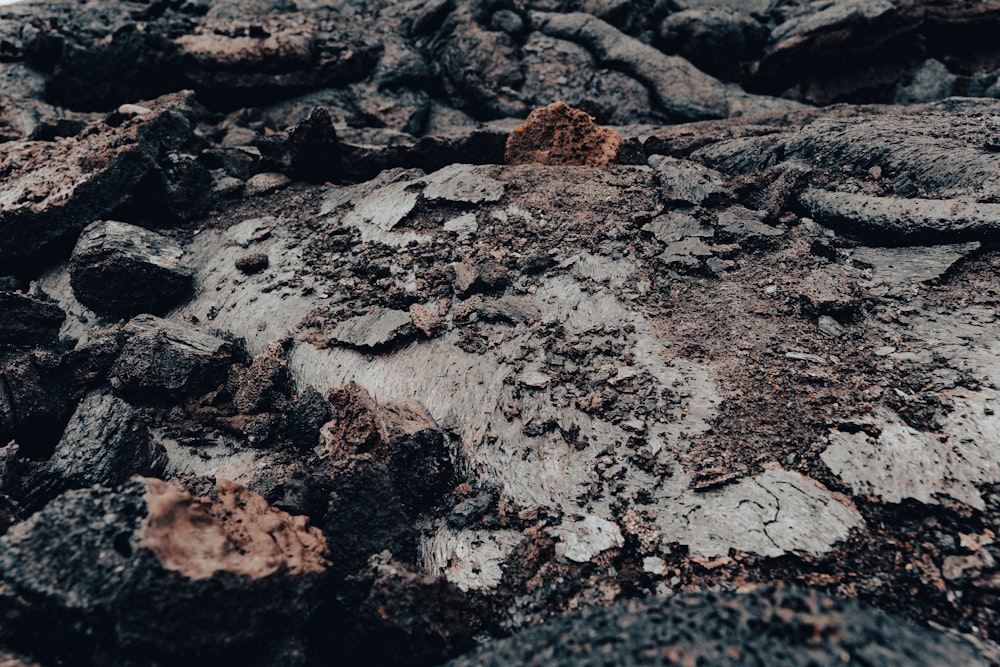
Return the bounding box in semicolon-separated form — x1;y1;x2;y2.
504;102;623;166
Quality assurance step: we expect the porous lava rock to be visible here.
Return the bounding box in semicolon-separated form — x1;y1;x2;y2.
504;102;623;166
0;477;329;662
0;292;65;346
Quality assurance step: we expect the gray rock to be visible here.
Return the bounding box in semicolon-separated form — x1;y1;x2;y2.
658;8;768;78
716;207;783;240
661;237;714;269
894;59;958;105
445;586;990;667
818;315;848;339
422;164;504;204
531;11;734;121
69;220;193;318
48;390;165;489
111;315;234;404
328;309;414;350
849;242;980;296
0;291;65;345
648;155;732;207
799;189;1000;243
644;211;715;244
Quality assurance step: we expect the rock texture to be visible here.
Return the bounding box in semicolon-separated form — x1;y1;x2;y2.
4;0;1000;665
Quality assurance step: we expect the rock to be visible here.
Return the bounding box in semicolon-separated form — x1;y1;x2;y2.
328;309;415;351
245;172;291;197
445;587;991;667
321;554;482;667
422;164;504;204
818;315;848;339
658;8;768;79
715;206;783;241
0;292;65;346
0;477;328;660
0;350;72;457
648;155;732;207
111;315;234;404
660;237;714;269
322;383;453;573
849;243;980;296
551;515;623;563
235;252;270;275
288;386;331;451
505;102;623;167
799;190;1000;244
894;59;958;105
0;93;203;271
451;260;509;296
228;344;289;415
47;390;165;490
644;211;715;244
796;267;861;319
68;221;193;318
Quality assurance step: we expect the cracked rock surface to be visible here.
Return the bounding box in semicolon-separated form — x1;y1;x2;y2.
3;0;1000;664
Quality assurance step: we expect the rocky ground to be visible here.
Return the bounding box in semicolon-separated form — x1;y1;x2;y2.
2;0;1000;665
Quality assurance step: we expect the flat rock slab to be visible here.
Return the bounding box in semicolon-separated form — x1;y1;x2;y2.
0;291;65;345
69;220;193;318
446;586;990;667
849;242;980;296
328;309;414;351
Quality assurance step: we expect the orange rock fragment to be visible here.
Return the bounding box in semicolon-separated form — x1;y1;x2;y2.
505;102;623;166
139;477;328;580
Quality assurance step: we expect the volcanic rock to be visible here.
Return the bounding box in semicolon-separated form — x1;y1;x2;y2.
69;221;193;318
505;102;623;166
0;293;65;346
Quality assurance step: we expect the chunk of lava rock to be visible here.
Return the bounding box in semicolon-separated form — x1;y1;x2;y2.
0;292;65;345
0;477;328;660
445;586;991;667
69;221;193;318
47;390;166;489
111;315;234;404
505;102;623;166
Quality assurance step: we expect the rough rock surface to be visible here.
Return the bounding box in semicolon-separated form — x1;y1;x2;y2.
4;0;1000;665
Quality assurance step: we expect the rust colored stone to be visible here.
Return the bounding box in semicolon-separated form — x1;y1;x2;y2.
504;102;623;166
139;477;328;580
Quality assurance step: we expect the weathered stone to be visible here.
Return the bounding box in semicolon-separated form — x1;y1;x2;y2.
0;292;65;346
111;315;234;404
648;155;732;207
328;309;414;351
69;220;193;318
849;243;980;296
445;587;991;667
505;102;623;166
422;164;504;204
48;390;165;489
0;477;328;658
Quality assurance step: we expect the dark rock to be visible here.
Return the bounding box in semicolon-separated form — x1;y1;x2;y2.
111;315;234;404
63;325;126;388
894;59;958;105
658;8;768;79
322;554;484;667
715;206;784;241
235;252;270;275
68;220;193;318
849;242;981;296
445;586;991;667
228;344;289;415
452;260;509;296
0;92;202;272
0;350;72;458
288;386;331;451
505;102;623;167
47;390;165;490
0;292;65;346
322;383;454;573
0;477;329;662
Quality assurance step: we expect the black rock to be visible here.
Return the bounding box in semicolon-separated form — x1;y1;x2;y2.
47;390;166;489
69;220;193;318
0;292;65;346
111;315;234;404
0;350;73;458
445;586;990;667
288;386;331;451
